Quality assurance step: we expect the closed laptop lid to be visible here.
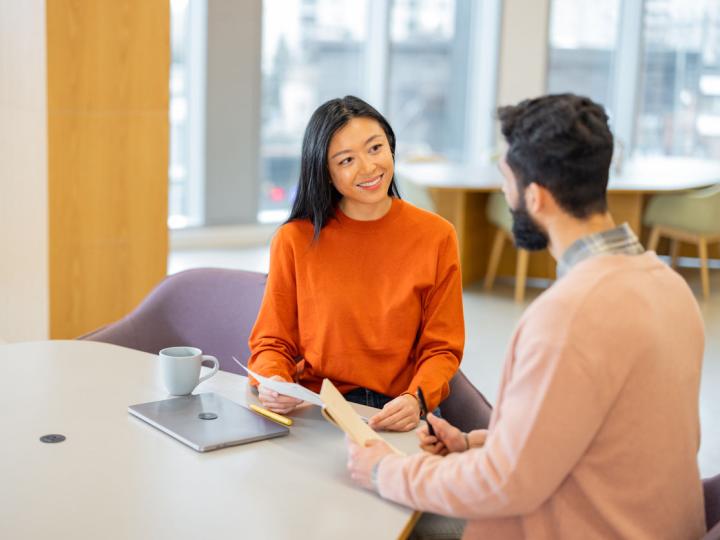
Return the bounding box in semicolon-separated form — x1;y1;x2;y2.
128;392;289;452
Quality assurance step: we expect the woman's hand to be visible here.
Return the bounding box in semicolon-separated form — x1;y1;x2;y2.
257;375;303;414
368;394;420;432
416;413;469;455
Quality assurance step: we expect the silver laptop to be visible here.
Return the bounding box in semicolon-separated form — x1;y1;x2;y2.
128;392;289;452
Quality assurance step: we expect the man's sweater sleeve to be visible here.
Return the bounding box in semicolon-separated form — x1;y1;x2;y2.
406;229;464;411
247;228;300;382
378;333;628;519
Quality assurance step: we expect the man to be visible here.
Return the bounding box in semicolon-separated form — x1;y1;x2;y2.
346;94;706;539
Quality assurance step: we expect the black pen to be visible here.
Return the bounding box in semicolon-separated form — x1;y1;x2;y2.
416;387;435;437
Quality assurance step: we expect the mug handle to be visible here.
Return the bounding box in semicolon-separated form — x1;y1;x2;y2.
198;355;220;385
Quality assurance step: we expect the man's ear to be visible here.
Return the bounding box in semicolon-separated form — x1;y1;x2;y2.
524;182;542;213
525;182;555;215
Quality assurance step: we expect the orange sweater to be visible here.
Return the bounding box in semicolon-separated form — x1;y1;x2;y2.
248;199;464;410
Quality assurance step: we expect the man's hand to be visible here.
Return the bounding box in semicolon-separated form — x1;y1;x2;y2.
416;413;468;455
257;375;303;414
368;394;420;432
346;437;395;491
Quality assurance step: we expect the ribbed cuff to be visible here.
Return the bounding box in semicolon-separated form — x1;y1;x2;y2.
371;456;387;492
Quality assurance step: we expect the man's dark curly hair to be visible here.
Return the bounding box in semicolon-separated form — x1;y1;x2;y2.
498;93;613;219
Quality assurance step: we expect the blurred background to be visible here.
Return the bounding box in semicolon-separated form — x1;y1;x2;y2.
1;0;719;474
166;0;720;227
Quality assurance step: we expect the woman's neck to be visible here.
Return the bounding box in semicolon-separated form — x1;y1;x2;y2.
338;196;393;221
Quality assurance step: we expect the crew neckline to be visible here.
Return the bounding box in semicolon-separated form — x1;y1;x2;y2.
333;197;404;232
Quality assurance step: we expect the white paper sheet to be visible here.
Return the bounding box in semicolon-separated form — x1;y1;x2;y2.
232;357;324;407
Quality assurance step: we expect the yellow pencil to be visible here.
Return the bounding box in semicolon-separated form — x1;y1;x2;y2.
249;404;293;426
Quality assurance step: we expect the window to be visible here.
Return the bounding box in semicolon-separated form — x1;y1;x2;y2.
169;0;206;229
635;0;720;157
169;1;494;226
546;0;620;114
258;0;477;222
547;0;720;160
259;0;370;223
388;0;468;160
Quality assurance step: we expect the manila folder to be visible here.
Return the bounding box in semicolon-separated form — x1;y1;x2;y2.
320;378;403;455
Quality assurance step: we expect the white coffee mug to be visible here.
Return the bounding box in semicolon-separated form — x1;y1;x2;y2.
159;346;220;396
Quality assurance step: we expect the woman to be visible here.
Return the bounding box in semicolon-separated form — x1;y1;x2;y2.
248;96;464;432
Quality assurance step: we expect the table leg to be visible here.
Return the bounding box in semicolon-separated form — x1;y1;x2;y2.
606;192;643;236
429;189;559;285
429;189;492;286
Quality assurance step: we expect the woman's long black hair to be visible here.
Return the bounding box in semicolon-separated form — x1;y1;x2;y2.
286;95;401;239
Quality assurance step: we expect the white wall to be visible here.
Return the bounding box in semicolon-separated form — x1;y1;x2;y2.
0;0;49;341
497;0;551;107
205;0;262;225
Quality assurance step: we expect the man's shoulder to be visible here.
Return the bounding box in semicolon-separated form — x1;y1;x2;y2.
515;252;703;388
561;251;687;300
526;251;699;335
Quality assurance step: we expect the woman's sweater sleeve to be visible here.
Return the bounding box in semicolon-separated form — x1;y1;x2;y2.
247;228;300;382
407;228;464;410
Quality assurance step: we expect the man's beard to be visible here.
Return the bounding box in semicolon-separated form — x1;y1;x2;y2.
510;200;549;251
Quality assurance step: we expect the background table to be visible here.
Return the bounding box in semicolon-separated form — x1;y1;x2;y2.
397;156;720;284
0;340;420;540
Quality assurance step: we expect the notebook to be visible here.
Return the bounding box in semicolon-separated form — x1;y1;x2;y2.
128;392;289;452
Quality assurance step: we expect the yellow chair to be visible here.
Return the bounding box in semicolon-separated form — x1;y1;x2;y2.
484;191;530;303
644;184;720;300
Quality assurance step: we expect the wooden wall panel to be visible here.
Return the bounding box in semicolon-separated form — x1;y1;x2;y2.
46;0;169;111
47;0;169;338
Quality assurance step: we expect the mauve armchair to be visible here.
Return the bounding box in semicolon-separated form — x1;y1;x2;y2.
441;370;492;432
704;474;720;539
81;266;493;430
80;268;267;374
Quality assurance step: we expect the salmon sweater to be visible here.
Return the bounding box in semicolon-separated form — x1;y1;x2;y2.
248;198;464;411
377;252;705;539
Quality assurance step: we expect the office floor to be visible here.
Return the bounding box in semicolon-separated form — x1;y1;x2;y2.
170;247;720;477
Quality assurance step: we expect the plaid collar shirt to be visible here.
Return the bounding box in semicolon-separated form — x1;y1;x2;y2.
557;223;645;278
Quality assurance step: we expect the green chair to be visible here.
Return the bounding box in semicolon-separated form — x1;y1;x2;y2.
644;184;720;300
398;178;436;213
395;154;446;213
484;191;530;302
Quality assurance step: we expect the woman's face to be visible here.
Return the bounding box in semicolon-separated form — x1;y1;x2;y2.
326;117;394;217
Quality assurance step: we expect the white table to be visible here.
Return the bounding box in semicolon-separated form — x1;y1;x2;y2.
397;157;720;283
0;340;420;540
397;156;720;192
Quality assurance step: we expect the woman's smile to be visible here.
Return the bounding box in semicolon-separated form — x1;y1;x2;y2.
356;173;384;190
